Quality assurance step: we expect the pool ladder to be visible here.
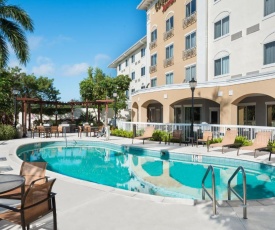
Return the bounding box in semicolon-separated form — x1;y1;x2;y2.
202;165;247;219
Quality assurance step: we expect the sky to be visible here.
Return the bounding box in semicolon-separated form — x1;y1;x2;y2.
8;0;146;101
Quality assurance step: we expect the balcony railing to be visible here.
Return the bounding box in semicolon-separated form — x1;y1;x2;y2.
183;12;197;29
149;40;157;49
163;57;174;67
182;47;197;60
163;28;174;40
149;65;157;73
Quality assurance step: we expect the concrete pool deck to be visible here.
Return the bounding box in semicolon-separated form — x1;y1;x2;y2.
0;133;275;230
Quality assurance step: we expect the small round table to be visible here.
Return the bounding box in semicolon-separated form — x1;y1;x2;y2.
0;174;25;195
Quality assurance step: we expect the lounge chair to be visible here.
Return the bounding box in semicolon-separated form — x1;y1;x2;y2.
196;131;213;149
208;130;238;153
0;178;57;230
0;162;47;199
133;126;155;144
168;130;184;146
237;131;271;157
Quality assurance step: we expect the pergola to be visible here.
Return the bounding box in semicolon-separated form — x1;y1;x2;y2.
16;97;114;136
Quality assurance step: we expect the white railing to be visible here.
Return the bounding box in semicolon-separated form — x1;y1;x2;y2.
117;121;275;141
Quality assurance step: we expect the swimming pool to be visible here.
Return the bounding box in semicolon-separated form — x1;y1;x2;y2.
16;141;275;200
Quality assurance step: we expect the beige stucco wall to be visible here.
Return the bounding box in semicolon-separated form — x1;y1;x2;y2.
132;78;275;124
148;0;197;85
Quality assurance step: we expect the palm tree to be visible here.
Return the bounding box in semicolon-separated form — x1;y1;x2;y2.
0;0;34;68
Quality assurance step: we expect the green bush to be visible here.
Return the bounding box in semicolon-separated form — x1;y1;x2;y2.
110;129;133;138
268;140;275;152
152;130;168;142
209;137;222;144
0;125;17;140
235;136;252;146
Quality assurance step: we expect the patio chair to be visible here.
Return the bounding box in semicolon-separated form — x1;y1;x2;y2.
83;125;92;137
132;126;155;144
97;126;106;138
168;130;184;146
58;125;64;137
0;177;57;230
36;126;46;137
237;131;271;157
208;130;238;153
50;126;58;137
0;162;47;199
196;131;213;150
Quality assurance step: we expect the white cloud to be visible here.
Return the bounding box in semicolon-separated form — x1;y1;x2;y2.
93;54;111;66
49;35;73;46
32;56;55;76
28;36;44;50
61;63;89;76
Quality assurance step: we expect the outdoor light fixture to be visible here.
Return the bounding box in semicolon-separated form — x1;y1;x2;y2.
189;78;197;139
113;91;118;128
12;89;20;128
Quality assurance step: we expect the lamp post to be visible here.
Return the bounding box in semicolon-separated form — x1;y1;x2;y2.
12;89;20;128
189;78;197;139
113;91;118;128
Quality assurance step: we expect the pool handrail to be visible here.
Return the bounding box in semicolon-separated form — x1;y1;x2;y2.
202;165;217;216
228;166;247;219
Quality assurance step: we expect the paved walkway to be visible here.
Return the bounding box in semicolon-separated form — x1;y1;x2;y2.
0;133;275;230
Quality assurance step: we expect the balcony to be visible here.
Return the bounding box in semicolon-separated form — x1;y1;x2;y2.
182;47;196;60
149;40;157;49
163;57;174;68
182;12;197;29
149;65;157;73
163;28;174;41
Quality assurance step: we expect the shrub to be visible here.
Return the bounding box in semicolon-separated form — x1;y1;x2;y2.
151;130;168;142
235;136;252;146
0;125;17;140
209;137;222;144
268;140;275;152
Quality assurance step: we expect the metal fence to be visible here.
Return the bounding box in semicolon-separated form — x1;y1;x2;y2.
117;121;275;141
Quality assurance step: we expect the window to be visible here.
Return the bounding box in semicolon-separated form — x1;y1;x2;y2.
141;84;145;89
118;64;121;71
166;16;174;32
125;90;129;99
166;44;174;59
131;55;135;63
185;65;196;81
186;0;196;17
185;32;196;50
214;16;229;39
151;29;157;42
151;78;157;87
125;59;128;67
184;106;201;123
131;71;135;80
131;88;135;93
141;48;146;57
267;104;275;126
264;41;275;65
166;72;173;84
214;56;229;76
141;67;145;76
151;53;157;66
264;0;275;16
238;105;256;125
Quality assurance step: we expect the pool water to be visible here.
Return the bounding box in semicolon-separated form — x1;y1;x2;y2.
17;141;275;200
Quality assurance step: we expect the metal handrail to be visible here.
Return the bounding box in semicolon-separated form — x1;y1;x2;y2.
202;165;217;216
228;166;247;219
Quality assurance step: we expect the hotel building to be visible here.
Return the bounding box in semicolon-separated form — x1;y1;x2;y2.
109;0;275;127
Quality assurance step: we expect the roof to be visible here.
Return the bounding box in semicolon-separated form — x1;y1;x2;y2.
108;36;147;68
137;0;155;10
